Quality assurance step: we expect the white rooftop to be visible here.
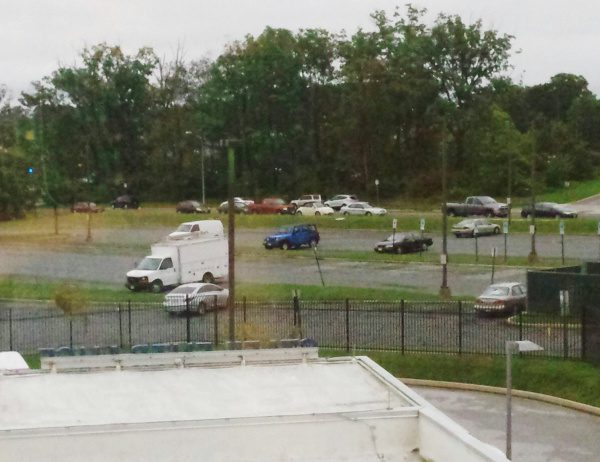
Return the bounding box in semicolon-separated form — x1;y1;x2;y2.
0;349;509;462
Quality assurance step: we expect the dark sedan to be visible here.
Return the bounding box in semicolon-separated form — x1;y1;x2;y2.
111;194;140;209
374;232;433;254
176;200;211;214
520;202;577;218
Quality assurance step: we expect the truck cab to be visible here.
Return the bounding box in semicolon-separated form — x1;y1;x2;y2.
126;256;178;292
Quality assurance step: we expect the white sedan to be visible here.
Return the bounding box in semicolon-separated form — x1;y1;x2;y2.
163;283;229;314
295;202;334;216
340;202;387;216
324;194;358;210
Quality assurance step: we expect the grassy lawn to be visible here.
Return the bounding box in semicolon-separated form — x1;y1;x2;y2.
0;277;448;302
534;177;600;204
321;349;600;408
3;206;600;241
249;246;579;268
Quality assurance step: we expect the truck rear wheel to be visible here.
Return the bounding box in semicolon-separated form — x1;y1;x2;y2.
150;280;163;293
202;272;215;283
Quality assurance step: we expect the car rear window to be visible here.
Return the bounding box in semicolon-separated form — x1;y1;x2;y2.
483;286;510;296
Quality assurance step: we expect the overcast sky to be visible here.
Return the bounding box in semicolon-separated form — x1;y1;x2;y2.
2;0;599;99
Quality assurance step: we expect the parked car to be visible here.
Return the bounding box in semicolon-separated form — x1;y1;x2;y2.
374;232;433;254
163;282;229;315
218;198;249;214
445;196;508;217
290;194;322;209
71;202;104;213
324;194;358;211
340;202;387;216
176;200;210;214
452;218;500;238
520;202;578;219
474;282;527;316
168;220;224;240
295;202;334;216
111;194;140;209
263;224;320;250
247;198;294;214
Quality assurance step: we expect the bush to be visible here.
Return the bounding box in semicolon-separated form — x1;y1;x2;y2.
54;283;89;316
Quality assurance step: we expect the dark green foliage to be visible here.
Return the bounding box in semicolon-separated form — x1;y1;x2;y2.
3;7;599;207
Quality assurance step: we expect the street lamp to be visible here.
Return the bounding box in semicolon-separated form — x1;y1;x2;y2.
505;340;543;459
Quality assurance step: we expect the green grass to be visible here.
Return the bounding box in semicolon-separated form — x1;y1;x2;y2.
249;246;578;269
321;349;600;407
0;277;445;302
534;177;600;204
5;207;600;241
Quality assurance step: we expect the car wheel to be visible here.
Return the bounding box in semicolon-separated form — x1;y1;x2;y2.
493;227;500;234
471;230;475;238
396;247;403;254
202;272;215;283
296;211;303;216
343;211;349;216
421;243;428;251
365;212;372;216
315;211;321;216
150;280;163;293
309;238;317;248
447;210;455;217
485;211;492;218
281;241;290;251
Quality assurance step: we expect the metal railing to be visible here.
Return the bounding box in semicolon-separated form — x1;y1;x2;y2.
0;297;590;361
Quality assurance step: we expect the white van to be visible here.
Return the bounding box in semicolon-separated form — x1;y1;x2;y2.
126;237;228;292
168;220;224;240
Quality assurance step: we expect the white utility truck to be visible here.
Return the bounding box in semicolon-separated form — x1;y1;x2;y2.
126;231;228;292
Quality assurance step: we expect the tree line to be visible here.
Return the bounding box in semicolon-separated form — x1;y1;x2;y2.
1;6;599;218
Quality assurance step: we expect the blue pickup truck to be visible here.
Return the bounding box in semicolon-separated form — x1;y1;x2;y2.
263;224;320;250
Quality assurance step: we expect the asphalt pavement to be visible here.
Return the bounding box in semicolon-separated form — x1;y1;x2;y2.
413;386;600;462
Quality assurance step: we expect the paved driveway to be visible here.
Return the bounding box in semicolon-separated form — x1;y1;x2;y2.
413;386;600;462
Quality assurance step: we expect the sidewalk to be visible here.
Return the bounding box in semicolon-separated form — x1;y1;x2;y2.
412;386;600;462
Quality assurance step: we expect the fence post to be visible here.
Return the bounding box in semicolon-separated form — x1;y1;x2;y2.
214;296;219;347
400;300;405;355
563;310;568;359
185;295;191;343
458;301;463;355
581;304;586;361
8;308;13;351
128;300;132;348
213;295;219;344
69;318;73;349
118;304;123;349
243;296;247;323
345;299;350;353
518;310;523;341
293;294;302;336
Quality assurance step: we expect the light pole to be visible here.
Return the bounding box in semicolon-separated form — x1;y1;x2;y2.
507;150;512;225
505;340;543;459
528;148;537;263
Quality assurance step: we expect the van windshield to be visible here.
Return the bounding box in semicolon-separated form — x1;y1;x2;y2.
176;224;193;232
136;257;162;271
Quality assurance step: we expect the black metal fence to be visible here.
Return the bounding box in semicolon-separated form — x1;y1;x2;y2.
0;297;593;362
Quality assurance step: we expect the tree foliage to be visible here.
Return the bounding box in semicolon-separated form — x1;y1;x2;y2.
0;6;598;217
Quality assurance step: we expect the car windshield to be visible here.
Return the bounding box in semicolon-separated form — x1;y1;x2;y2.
270;198;285;205
175;224;194;232
455;220;474;227
479;196;496;204
277;226;291;233
169;285;198;295
136;257;161;271
482;286;510;296
386;233;407;241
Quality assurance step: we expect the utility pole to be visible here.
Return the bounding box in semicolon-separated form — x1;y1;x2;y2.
227;144;236;345
507;151;512;225
439;134;451;299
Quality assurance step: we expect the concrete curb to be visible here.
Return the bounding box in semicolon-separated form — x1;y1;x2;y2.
400;378;600;417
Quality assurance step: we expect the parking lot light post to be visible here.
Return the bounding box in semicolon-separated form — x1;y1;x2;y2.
227;144;236;346
185;131;206;206
528;150;538;263
506;340;543;460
